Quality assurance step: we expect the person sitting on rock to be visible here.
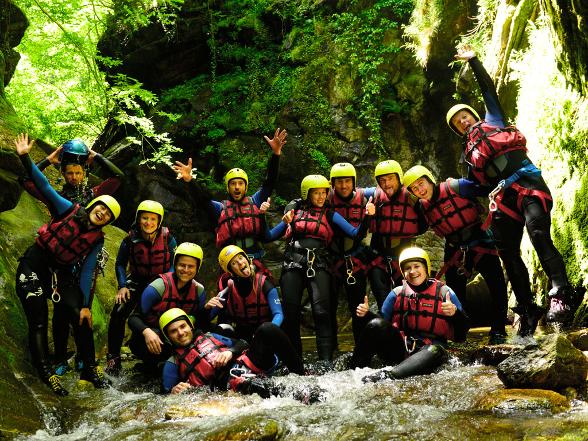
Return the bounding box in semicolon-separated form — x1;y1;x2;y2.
14;133;119;395
171;128;287;280
127;242;209;374
447;44;575;329
350;247;470;382
206;245;284;343
105;200;177;375
403;165;508;343
366;160;428;312
160;308;314;402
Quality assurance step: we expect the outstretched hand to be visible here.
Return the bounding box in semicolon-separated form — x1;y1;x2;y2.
356;295;369;317
171;158;195;182
264;128;287;155
14;133;34;156
441;292;457;316
365;196;375;215
455;44;476;62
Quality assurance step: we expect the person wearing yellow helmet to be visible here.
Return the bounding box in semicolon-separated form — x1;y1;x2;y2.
277;174;375;362
105;200;178;374
328;162;378;344
404;165;509;343
205;245;285;342
449;45;574;327
367;160;428;311
127;242;209;374
159;308;316;402
351;247;470;381
172;128;287;279
14;134;120;395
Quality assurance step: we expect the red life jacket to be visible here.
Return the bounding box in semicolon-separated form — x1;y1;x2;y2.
464;121;527;185
225;273;272;327
216;197;264;248
328;189;366;228
292;206;334;245
145;272;203;327
420;180;482;238
175;334;230;386
392;279;454;344
370;187;419;238
127;227;172;281
36;204;104;266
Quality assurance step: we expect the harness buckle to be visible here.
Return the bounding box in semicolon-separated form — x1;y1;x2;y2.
345;256;356;285
51;272;61;303
306;248;316;278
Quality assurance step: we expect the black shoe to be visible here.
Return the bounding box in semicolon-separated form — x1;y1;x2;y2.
513;304;546;337
362;369;394;383
292;385;325;405
80;366;111;389
546;286;574;324
105;353;122;376
488;331;507;345
43;374;69;396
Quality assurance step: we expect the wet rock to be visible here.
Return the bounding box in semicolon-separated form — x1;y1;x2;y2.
497;334;588;389
473;344;523;366
203;417;283;441
475;388;570;415
567;328;588;351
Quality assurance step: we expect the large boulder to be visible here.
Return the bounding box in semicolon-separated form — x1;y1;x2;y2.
475;388;570;415
497;334;588;390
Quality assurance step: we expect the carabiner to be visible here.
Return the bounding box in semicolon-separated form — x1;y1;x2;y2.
345;256;356;285
51;272;61;303
306;248;316;278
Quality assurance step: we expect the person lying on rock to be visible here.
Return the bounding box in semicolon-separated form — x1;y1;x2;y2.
447;44;575;329
350;247;470;382
160;308;322;403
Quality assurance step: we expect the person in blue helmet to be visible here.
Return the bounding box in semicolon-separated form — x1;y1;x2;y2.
447;44;576;331
171;128;287;279
14;133;120;395
350;247;470;381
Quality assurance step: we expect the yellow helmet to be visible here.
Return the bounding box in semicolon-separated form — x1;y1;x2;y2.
86;195;120;223
330;162;356;186
224;168;248;193
300;174;330;200
446;104;480;135
174;242;203;272
374;160;403;182
403;165;437;190
159;308;194;339
218;244;247;273
399;247;431;276
135;200;164;228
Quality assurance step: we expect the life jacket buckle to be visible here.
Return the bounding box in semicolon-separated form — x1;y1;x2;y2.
306;248;316;278
345;256;356;285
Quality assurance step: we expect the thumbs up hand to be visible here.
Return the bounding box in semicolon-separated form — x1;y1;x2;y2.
356;295;369;317
365;196;375;216
441;291;457;316
282;209;294;224
260;197;271;214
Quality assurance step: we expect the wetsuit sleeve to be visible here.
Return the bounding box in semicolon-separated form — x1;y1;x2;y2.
162;358;180;392
167;235;178;272
140;282;165;315
264;220;288;242
36;157;51;171
330;211;370;238
115;238;130;289
209;333;249;356
363;187;376;200
455;178;491;198
19;154;73;216
468;57;505;128
266;287;283;326
194;285;210;331
381;289;399;321
79;242;103;308
210;199;223;220
440;285;470;342
251;154;280;206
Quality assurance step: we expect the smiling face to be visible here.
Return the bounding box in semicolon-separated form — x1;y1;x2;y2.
402;260;428;286
139;211;160;236
175;255;199;284
309;188;328;208
166;319;194;347
228;178;247;201
333;177;354;199
88;203;112;227
62;164;85;187
450;110;478;135
229;253;252;278
408;177;434;201
377;173;400;198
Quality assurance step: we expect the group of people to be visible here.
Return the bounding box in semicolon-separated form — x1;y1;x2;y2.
12;46;577;398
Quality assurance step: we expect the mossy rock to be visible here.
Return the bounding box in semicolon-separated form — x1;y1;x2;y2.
165;395;249;419
204;417;283;441
475;388;570;415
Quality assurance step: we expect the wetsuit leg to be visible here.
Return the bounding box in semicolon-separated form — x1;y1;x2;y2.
247;322;305;374
343;273;369;344
52;299;71;364
307;269;334;361
350;317;405;368
443;243;468;311
15;248;52;374
107;289;140;355
475;253;508;335
368;266;391;312
389;344;447;379
280;269;305;357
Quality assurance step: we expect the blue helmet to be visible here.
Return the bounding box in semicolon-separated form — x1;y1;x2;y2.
59;139;89;166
